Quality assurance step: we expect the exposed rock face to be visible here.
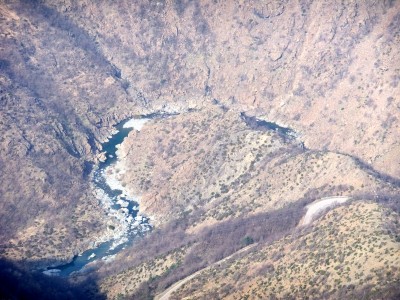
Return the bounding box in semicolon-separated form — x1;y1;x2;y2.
0;0;399;298
42;0;400;178
0;1;142;263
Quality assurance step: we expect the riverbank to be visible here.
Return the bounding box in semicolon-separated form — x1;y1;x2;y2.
43;117;153;276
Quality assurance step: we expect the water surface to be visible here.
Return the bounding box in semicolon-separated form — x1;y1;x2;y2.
44;118;151;276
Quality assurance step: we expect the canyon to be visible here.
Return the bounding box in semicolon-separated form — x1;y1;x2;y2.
0;0;399;299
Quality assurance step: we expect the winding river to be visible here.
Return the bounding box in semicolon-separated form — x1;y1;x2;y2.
44;117;152;276
43;112;295;276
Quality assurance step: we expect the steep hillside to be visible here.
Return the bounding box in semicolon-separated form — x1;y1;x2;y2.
42;0;400;178
95;108;400;299
114;107;399;228
170;202;400;299
0;1;141;264
0;0;399;299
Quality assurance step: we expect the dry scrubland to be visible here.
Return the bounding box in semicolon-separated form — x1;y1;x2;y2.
0;1;142;264
0;0;399;299
100;247;187;299
171;202;400;299
42;0;400;178
116;107;398;228
95;108;400;299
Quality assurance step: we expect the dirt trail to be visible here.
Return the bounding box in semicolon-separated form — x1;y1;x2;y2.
156;196;350;299
155;244;255;300
300;196;350;226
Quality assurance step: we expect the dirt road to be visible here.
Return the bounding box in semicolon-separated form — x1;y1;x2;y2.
155;244;255;300
300;196;350;226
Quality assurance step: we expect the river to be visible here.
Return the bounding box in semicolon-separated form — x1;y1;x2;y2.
43;112;295;276
44;117;153;276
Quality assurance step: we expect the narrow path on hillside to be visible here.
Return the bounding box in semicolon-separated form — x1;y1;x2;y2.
155;244;255;300
157;196;352;299
300;196;351;226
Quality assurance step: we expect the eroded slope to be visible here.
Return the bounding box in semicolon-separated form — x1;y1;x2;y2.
115;107;398;229
0;1;141;264
171;202;400;299
42;0;400;178
96;109;400;299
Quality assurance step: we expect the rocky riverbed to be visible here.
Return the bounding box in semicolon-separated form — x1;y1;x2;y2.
43;118;152;276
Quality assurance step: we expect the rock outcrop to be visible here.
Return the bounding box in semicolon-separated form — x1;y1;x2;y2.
0;1;399;298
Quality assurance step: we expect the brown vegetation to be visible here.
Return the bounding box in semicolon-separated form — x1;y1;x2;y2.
0;0;399;299
171;202;400;300
41;0;400;178
0;1;139;264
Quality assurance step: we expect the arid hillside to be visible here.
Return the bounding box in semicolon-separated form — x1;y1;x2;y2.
42;0;400;178
0;0;399;299
95;107;400;299
0;1;142;264
170;202;400;299
115;107;399;227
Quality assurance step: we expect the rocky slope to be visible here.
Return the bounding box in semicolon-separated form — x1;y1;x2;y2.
171;202;400;299
89;106;399;299
114;106;399;228
96;200;400;299
42;0;400;178
0;0;399;299
0;1;142;264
